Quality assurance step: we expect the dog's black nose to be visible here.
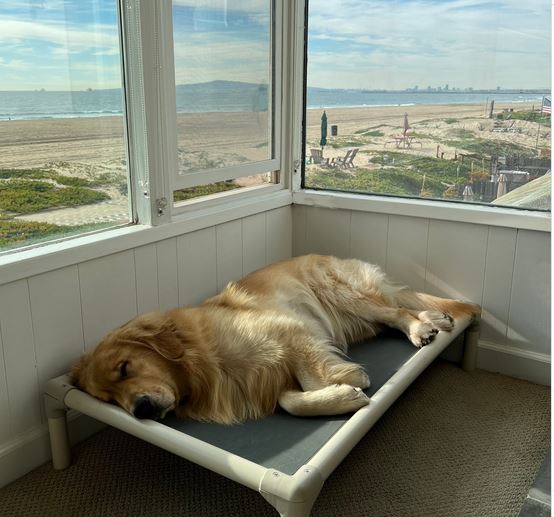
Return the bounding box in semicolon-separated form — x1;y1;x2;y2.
133;395;160;420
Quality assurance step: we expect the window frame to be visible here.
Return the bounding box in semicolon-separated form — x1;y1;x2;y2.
171;0;282;191
0;0;549;274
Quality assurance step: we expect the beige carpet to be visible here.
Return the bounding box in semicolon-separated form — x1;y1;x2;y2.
0;360;550;517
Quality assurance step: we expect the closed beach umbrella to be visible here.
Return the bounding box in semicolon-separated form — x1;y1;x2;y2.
320;111;328;148
403;112;411;136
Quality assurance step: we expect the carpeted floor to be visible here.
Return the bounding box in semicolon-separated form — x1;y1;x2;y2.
0;360;550;517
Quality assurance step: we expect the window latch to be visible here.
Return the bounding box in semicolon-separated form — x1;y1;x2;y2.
156;197;168;216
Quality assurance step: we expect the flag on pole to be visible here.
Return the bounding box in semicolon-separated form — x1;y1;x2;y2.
541;96;551;114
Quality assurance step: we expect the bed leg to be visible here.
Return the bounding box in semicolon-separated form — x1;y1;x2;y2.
462;318;480;372
45;394;71;470
260;466;324;517
262;496;317;517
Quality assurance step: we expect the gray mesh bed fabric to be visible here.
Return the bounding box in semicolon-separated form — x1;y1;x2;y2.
163;329;420;475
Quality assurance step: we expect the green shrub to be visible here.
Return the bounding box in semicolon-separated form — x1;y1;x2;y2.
0;216;63;247
509;110;551;126
306;152;473;200
0;179;109;214
174;181;240;201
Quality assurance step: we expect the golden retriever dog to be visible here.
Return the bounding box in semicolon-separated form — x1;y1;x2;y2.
72;254;479;424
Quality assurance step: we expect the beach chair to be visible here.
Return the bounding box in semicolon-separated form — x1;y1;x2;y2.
309;148;329;166
330;149;352;168
333;148;359;168
343;148;359;167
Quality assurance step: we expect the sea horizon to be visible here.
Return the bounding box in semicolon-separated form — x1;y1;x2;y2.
0;81;549;121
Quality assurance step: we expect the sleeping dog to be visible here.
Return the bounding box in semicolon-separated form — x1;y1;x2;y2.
72;254;479;424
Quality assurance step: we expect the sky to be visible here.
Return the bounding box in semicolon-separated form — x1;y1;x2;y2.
0;0;550;91
308;0;551;90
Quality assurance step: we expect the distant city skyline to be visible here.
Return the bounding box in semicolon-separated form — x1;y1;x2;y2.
0;1;550;92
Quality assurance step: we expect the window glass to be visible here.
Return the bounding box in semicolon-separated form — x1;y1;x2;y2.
174;172;274;203
305;0;551;211
0;0;129;252
172;0;275;177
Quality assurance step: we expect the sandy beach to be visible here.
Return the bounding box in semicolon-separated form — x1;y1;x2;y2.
0;100;550;227
0;100;547;171
305;101;549;164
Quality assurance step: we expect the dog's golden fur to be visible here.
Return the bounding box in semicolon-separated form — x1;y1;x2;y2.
72;254;479;424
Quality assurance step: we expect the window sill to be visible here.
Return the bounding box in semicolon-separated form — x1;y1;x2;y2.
293;190;551;232
0;188;292;286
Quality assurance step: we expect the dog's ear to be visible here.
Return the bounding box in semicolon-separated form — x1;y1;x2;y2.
120;313;184;362
71;353;91;387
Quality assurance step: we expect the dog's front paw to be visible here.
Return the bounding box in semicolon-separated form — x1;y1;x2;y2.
331;384;370;412
418;310;454;331
409;321;439;348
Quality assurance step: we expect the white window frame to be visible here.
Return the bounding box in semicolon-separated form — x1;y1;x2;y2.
137;0;284;198
122;0;288;224
171;1;282;192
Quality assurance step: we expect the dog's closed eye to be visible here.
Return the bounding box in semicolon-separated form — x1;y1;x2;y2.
119;361;129;379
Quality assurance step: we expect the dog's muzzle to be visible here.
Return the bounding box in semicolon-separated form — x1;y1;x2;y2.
133;395;165;420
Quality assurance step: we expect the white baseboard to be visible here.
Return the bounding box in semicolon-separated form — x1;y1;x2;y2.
0;411;105;488
477;340;551;386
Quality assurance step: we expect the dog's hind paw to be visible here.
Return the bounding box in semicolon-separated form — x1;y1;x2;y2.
418;310;454;331
409;321;439;348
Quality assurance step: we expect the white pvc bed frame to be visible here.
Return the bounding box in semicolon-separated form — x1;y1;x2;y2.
45;316;479;516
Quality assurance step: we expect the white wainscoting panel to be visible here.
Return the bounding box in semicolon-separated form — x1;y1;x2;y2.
0;329;10;443
242;213;267;275
480;227;517;345
507;230;551;355
176;227;218;307
386;215;429;292
267;206;293;264
305;207;351;258
216;220;243;291
425;220;488;303
78;251;138;350
134;244;159;314
292;205;309;256
28;266;84;420
156;238;179;311
350;211;388;269
0;280;41;435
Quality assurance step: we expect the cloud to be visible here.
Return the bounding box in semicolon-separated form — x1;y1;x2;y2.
0;18;119;55
0;58;27;71
0;11;122;90
173;40;269;84
307;0;550;89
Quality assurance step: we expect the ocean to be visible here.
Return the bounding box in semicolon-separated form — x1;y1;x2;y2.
0;84;547;121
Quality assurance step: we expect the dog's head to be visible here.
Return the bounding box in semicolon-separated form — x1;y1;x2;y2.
72;312;186;420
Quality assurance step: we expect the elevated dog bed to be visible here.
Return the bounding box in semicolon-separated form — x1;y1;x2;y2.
45;316;479;516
